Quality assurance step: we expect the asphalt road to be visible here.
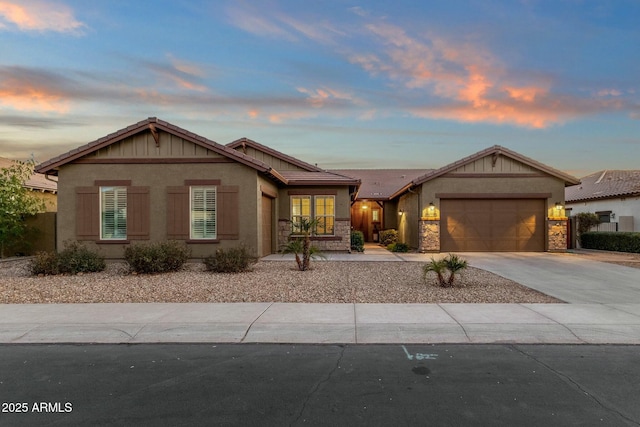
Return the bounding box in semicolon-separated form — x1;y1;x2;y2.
1;344;638;426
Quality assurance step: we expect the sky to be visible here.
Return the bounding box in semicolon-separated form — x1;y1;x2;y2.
0;0;638;177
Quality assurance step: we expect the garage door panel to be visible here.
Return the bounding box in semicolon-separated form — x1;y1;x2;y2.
441;199;545;252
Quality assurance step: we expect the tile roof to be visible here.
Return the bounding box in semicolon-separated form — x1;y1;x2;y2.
330;169;431;200
566;170;640;202
35;117;275;177
0;157;57;193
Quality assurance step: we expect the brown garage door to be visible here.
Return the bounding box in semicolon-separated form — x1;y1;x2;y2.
441;199;545;252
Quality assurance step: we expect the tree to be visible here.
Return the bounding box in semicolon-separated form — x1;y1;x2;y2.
575;212;600;245
281;217;325;271
0;159;46;257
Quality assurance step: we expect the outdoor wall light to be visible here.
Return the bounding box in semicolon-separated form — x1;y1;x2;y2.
399;209;404;215
555;202;563;210
428;202;435;211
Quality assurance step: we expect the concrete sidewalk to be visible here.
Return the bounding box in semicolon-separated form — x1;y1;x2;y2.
2;302;640;345
3;248;640;345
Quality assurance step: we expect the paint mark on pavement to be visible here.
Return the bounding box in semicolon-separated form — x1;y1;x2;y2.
402;345;438;361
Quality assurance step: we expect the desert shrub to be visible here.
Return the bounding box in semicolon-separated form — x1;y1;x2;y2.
387;242;409;252
580;232;640;253
124;241;190;274
29;251;60;276
423;253;468;287
57;241;106;274
379;229;398;246
29;241;106;276
204;246;258;273
350;230;365;253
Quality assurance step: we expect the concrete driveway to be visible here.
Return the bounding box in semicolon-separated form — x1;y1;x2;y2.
457;252;640;304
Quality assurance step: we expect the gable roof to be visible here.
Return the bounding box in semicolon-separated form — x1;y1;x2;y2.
390;145;580;199
0;157;57;193
35;117;277;177
566;170;640;203
34;117;359;187
227;137;323;172
330;169;431;200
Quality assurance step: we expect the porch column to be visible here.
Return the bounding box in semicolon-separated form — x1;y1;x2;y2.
419;219;440;252
547;218;568;252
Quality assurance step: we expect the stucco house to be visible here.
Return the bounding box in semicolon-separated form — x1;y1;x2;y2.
338;146;580;252
35;118;359;259
565;170;640;232
35;118;580;257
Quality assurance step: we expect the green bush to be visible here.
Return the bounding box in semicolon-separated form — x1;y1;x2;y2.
379;229;398;246
580;232;640;253
29;251;60;276
387;242;409;253
350;230;365;252
29;241;105;276
57;241;106;275
124;241;190;274
204;246;257;273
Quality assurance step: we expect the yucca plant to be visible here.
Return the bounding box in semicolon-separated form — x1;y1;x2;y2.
282;217;325;271
423;253;468;287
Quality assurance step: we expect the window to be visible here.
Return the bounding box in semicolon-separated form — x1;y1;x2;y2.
372;208;380;223
291;195;335;236
101;186;127;239
596;211;611;223
291;196;311;234
191;186;216;239
315;196;335;235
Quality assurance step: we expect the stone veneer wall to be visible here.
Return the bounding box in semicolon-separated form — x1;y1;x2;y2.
547;219;568;251
277;219;351;252
419;220;440;252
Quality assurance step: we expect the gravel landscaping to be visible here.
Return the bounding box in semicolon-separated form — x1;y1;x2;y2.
0;259;560;304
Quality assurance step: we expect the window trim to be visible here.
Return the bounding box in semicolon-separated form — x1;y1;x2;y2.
100;186;127;240
190;186;217;240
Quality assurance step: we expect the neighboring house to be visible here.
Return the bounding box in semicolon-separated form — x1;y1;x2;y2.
0;157;58;255
565;170;640;232
35;118;359;259
35;118;580;257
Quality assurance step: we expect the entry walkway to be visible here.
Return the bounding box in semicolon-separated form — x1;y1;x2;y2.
2;248;640;345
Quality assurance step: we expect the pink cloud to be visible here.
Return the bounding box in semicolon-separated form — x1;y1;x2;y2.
351;21;596;128
0;72;70;112
0;0;85;33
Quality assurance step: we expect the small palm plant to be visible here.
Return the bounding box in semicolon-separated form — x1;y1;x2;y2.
282;217;325;271
423;253;468;287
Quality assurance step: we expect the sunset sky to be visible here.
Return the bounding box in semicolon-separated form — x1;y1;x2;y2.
1;0;638;177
